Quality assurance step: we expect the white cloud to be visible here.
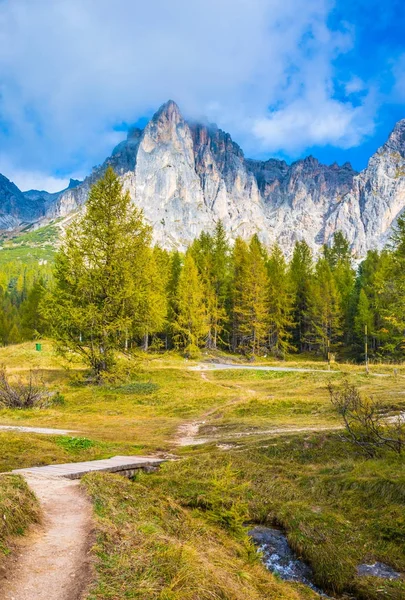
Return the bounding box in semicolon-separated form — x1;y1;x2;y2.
0;0;377;188
345;76;366;95
0;167;69;192
253;90;377;153
0;158;84;192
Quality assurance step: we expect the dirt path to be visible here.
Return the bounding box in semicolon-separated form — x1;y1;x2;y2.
190;363;338;373
1;475;93;600
176;367;341;447
0;425;75;435
176;370;259;446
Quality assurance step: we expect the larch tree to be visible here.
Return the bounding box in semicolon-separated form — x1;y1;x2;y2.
133;247;168;351
289;240;313;351
173;251;208;354
324;232;356;347
42;167;152;379
231;236;269;355
267;244;294;357
166;251;182;348
190;222;230;349
380;216;405;355
307;257;342;357
354;288;373;355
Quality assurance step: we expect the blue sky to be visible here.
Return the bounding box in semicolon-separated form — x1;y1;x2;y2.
0;0;403;191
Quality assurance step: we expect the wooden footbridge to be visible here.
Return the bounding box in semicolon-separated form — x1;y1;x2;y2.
13;455;164;479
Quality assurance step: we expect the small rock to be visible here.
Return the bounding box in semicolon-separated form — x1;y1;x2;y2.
357;562;401;580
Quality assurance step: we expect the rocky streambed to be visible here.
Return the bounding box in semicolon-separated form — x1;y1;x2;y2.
249;526;403;598
248;526;330;596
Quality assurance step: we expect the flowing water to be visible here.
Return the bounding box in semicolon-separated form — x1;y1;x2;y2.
248;526;331;597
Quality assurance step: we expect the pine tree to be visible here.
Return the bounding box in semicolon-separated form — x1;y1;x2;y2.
324;232;356;347
173;251;208;354
231;236;269;355
307;257;342;357
42;167;152;379
267;244;294;357
190;222;230;349
290;241;313;351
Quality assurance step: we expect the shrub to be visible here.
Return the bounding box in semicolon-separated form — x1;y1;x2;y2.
328;381;405;456
51;391;65;406
0;366;48;409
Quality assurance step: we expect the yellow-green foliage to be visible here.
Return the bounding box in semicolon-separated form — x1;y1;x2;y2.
83;472;317;600
0;474;40;561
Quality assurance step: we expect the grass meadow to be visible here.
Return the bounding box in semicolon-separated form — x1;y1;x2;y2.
0;341;404;598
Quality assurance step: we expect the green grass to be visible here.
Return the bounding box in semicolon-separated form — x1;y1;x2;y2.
83;472;318;600
2;224;59;247
0;342;404;598
141;437;405;599
0;223;58;267
0;474;40;562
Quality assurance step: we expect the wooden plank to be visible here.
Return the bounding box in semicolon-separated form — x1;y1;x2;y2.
13;455;164;480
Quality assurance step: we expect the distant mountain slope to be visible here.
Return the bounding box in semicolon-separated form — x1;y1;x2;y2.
0;174;46;229
0;100;404;256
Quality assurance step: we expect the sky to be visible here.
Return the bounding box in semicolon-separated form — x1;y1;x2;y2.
0;0;404;191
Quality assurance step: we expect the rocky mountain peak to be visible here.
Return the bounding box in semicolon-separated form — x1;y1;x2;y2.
152;99;183;127
384;119;405;156
68;178;81;189
0;100;404;258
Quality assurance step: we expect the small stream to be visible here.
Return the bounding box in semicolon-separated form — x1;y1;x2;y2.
249;526;402;597
248;526;331;597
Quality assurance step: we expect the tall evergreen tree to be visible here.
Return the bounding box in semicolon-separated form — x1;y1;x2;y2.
266;244;294;357
173;251;208;354
324;231;356;347
307;257;342;357
290;241;313;351
231;236;269;355
42;167;152;378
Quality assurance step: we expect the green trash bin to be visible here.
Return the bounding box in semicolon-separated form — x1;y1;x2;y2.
35;343;42;352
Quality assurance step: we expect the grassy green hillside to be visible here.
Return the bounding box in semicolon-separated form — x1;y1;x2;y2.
0;223;58;268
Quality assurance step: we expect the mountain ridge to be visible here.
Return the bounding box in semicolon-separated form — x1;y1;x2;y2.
1;100;405;256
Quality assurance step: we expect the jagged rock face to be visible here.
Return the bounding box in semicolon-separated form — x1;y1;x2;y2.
51;100;270;249
329;120;405;256
0;174;46;228
2;100;405;256
246;157;357;251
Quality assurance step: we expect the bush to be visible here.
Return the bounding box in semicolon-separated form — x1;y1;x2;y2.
51;391;65;406
0;366;48;409
328;381;405;456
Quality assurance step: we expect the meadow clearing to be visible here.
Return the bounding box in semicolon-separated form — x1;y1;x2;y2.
0;342;404;599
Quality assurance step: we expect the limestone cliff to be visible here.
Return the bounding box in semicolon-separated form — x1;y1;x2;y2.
3;101;405;256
